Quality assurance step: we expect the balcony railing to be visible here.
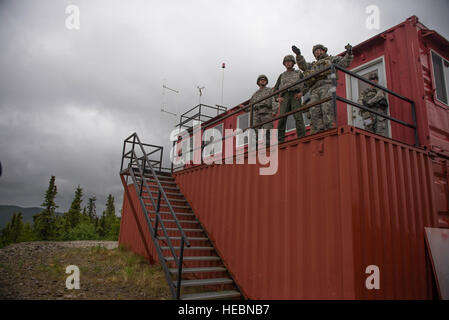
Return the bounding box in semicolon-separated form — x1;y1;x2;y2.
173;64;418;171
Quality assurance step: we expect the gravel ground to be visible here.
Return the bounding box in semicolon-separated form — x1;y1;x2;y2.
0;241;171;300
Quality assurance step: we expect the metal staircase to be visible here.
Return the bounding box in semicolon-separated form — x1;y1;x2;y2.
120;133;242;300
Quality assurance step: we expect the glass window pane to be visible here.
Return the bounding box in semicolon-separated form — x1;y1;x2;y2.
286;115;295;132
432;52;448;104
237;114;249;146
213;124;223;154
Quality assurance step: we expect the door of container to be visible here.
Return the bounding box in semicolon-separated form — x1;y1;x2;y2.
347;57;391;137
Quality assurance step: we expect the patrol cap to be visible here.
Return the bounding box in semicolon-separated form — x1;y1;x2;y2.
283;55;296;65
257;74;268;84
369;73;379;81
312;44;328;54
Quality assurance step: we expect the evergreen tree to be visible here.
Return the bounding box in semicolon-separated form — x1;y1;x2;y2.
53;215;71;241
34;176;58;240
104;194;115;218
97;194;120;239
1;212;36;247
97;213;107;238
87;196;97;223
18;222;36;243
65;186;83;228
0;212;24;246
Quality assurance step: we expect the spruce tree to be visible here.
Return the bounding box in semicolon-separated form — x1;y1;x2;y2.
104;194;115;218
65;186;83;228
98;194;120;239
0;212;24;246
87;196;97;223
34;176;58;240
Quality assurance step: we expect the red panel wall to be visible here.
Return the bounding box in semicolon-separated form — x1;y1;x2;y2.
173;127;438;299
119;182;158;263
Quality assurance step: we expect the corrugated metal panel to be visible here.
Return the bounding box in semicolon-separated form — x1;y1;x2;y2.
431;158;449;228
173;126;438;299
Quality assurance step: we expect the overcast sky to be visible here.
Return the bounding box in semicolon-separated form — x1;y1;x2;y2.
1;0;448;215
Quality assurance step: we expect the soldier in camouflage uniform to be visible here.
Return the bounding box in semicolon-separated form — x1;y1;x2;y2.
272;55;306;143
358;73;389;136
247;75;277;146
292;43;354;134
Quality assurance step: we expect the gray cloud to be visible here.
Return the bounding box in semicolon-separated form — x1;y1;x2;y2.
1;0;448;214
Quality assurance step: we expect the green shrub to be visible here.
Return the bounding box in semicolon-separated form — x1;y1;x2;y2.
67;220;99;240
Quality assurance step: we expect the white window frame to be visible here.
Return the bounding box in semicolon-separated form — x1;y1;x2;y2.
345;55;391;137
236;113;250;147
430;49;449;107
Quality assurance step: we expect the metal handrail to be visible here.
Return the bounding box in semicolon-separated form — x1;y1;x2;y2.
121;133;191;299
174;63;419;164
178;104;227;130
124;158;177;297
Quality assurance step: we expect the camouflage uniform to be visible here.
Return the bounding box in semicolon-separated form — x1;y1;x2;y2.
296;45;354;134
247;75;277;147
273;56;307;143
358;87;388;136
250;87;276;131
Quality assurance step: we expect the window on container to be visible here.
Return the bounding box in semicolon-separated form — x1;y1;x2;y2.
285;96;310;132
203;123;223;156
180;135;194;163
236;113;249;147
431;51;449;105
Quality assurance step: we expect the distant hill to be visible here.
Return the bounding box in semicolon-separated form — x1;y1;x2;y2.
0;205;45;229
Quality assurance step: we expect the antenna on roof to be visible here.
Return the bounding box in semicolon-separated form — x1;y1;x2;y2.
161;81;179;118
197;86;205;105
160;107;177;117
221;62;226;108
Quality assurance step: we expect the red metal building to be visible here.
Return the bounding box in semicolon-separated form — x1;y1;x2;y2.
119;16;449;299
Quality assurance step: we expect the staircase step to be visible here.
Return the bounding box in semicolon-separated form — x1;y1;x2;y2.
164;228;203;232
137;179;178;186
159;204;190;209
160;246;214;251
142;185;180;191
145;178;177;185
158;236;208;241
164;256;220;262
148;210;194;217
181;290;241;300
143;192;185;198
150;218;199;224
169;267;226;273
176;278;233;287
143;174;174;181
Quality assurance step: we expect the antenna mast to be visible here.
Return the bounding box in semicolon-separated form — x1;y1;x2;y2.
161;81;179;117
221;62;225;107
197;86;205;105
